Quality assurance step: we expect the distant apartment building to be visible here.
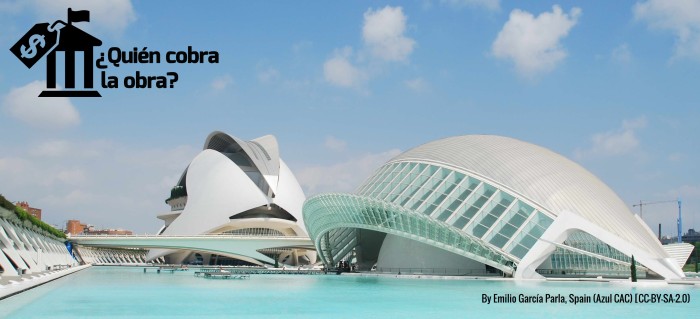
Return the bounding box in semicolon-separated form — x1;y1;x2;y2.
66;220;87;235
66;219;133;235
662;229;700;244
15;201;42;220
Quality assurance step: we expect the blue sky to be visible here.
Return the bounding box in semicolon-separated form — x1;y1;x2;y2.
0;0;698;235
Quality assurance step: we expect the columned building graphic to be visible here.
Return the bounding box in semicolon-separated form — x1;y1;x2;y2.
303;135;689;279
45;22;101;91
41;8;102;97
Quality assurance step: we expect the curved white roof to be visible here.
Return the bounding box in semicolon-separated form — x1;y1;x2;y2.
148;132;308;261
390;135;666;257
204;131;281;194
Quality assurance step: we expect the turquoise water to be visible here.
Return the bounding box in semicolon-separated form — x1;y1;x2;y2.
1;267;699;318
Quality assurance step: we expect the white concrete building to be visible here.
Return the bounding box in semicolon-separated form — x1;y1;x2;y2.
0;210;76;277
303;135;690;279
147;131;315;266
73;246;149;265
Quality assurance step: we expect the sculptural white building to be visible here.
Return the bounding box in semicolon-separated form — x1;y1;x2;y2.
147;131;315;266
0;212;76;276
303;135;689;279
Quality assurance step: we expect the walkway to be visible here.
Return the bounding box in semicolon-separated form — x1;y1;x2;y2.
70;235;314;265
0;264;91;300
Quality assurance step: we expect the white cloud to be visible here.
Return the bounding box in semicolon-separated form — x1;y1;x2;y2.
404;77;429;92
440;0;500;11
324;136;347;152
0;1;23;13
296;149;401;194
42;189;94;207
257;67;280;83
363;6;416;62
323;47;366;88
292;41;313;54
210;75;233;90
29;0;136;35
29;140;71;157
575;116;648;159
0;157;28;174
670;185;700;198
611;43;633;64
0;139;198;233
492;5;581;77
634;0;700;60
2;81;80;129
50;168;88;186
590;130;639;154
324;6;417;90
29;139;106;158
657;184;700;215
622;116;648;130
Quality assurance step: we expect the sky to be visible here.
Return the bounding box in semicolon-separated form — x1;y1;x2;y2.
0;0;698;236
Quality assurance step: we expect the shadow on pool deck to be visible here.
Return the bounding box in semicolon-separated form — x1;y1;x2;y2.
0;264;91;300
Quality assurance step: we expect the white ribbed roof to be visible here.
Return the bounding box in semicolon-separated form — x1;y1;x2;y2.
390;135;667;257
204;131;281;195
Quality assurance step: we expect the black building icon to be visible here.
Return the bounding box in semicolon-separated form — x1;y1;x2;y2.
40;9;102;97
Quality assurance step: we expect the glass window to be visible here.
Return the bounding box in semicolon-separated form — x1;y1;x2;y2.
479;214;498;228
489;234;509;248
470;196;490;212
511;244;529;259
457;206;480;224
399;185;422;206
437;209;455;222
498;224;518;238
528;225;546;239
507;213;527;228
423;203;440;216
445;199;463;212
452;216;470;229
519;234;538;248
364;164;397;195
454;187;473;203
472;224;489;238
452;172;465;184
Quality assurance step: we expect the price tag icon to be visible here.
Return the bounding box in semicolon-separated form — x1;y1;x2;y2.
9;23;58;69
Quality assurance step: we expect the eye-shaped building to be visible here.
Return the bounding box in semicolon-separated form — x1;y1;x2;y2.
147;131;315;266
303;135;686;279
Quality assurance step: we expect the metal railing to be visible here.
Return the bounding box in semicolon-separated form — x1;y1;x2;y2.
536;268;647;278
70;234;311;239
374;267;504;276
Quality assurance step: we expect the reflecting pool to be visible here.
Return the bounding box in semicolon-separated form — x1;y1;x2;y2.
1;266;698;318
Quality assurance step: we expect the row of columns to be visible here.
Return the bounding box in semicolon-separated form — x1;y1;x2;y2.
74;246;155;265
0;218;76;277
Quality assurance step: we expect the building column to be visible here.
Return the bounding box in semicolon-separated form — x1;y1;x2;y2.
84;49;93;88
46;51;57;88
65;50;75;89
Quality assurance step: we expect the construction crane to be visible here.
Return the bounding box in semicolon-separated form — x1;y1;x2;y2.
632;198;683;243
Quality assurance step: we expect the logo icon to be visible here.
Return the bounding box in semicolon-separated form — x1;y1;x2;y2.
10;8;102;97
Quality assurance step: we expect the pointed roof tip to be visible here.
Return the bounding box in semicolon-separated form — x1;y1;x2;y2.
201;130;281;180
55;24;102;48
203;131;279;157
